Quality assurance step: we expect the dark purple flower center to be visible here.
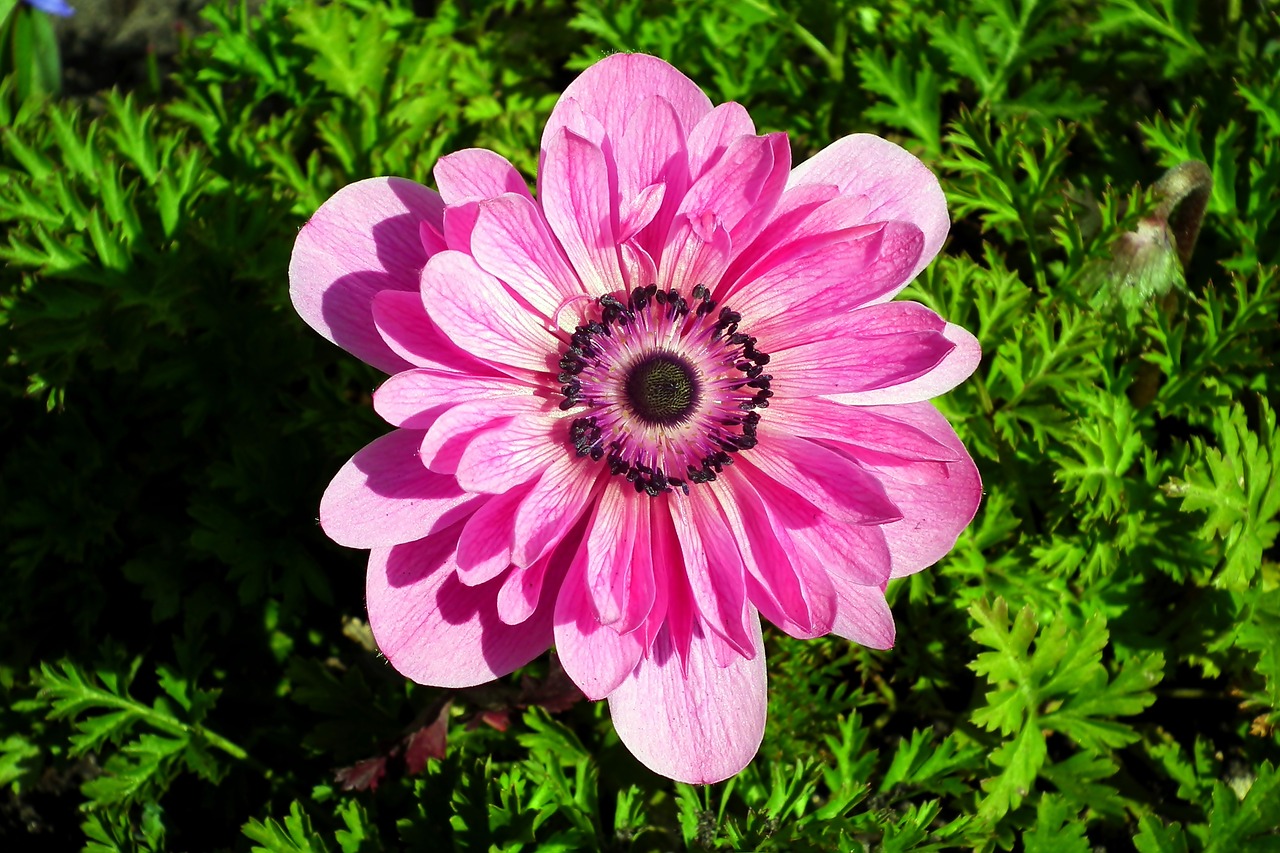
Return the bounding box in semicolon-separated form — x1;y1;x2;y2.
624;352;701;426
556;285;773;496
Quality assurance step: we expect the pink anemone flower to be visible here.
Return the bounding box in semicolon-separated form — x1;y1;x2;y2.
290;54;981;784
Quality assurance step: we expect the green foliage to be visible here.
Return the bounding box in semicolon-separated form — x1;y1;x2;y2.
1;0;1278;849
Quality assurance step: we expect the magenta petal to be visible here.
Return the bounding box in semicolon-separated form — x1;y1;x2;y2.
608;616;767;785
419;397;527;474
788;516;893;588
671;490;756;656
710;474;836;639
371;290;499;375
470;193;586;323
829;403;982;578
769;302;956;397
455;483;533;585
676;133;778;245
742;434;903;526
373;369;534;429
732;221;924;339
824;322;981;406
787;133;948;284
511;454;601;567
290;177;444;374
554;550;645;701
368;527;552;688
542;53;712;156
456;414;561;494
769;397;959;462
686;102;755;180
541;128;626;296
321;430;480;549
584;484;656;632
421;250;558;374
433;149;532;205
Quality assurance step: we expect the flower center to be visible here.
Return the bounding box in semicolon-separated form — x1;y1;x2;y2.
556;285;773;496
624;352;700;426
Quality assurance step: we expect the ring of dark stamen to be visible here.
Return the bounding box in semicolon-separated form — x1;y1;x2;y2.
624;352;700;425
558;285;773;497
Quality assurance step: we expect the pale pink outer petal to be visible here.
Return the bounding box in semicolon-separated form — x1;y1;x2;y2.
786;133;949;284
822;323;981;406
290;177;443;374
830;582;896;649
541;128;626;296
541;53;712;156
320;429;480;549
470;194;587;323
433;149;533;204
608;615;767;785
367;526;552;688
421;250;559;374
825;402;982;578
554;545;645;701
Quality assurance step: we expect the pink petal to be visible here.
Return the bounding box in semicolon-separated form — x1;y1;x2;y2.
686;102;755;180
767;302;955;397
787;516;892;589
497;547;559;626
740;434;903;526
367;525;551;688
823;322;981;406
418;397;528;474
674;133;778;246
616;95;689;255
433;149;532;204
542;53;712;157
321;430;480;549
830;582;896;649
709;475;836;639
670;489;756;656
442;201;481;252
726;132;791;252
455;482;534;585
470;193;586;323
787;133;949;284
553;549;645;701
371;290;500;375
290;177;444;374
719;183;845;286
608;616;767;785
511;454;602;567
541;128;626;296
455;413;561;494
768;397;959;462
373;369;535;429
825;403;982;578
584;484;657;632
421;250;558;374
731;221;924;339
